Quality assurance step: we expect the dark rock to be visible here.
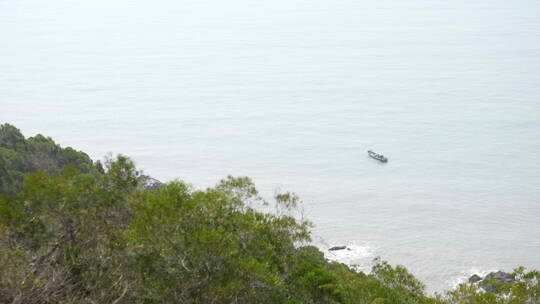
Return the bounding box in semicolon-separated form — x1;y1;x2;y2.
479;271;515;293
138;175;163;190
328;246;347;251
484;271;515;284
468;274;482;283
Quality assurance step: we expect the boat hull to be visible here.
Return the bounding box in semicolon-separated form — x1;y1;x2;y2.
367;151;388;162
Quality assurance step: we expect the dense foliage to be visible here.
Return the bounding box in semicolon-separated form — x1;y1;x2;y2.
0;123;102;194
0;125;538;304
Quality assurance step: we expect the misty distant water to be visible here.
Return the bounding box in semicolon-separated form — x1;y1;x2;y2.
2;0;539;293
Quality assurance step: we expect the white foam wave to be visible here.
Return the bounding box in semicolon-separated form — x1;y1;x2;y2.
322;242;375;273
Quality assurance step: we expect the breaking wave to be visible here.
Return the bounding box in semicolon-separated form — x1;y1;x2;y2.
318;240;376;273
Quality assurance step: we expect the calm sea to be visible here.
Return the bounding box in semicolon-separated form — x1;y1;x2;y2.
2;0;539;293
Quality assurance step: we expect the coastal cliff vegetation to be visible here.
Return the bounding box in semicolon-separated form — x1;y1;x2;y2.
0;123;538;304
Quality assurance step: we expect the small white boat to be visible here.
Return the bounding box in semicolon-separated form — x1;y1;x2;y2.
368;150;388;163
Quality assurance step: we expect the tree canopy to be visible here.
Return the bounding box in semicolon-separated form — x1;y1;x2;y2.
0;123;103;194
0;124;537;304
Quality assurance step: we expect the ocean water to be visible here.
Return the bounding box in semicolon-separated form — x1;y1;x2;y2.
1;0;539;293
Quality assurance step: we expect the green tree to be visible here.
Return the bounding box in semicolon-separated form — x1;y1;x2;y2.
0;156;137;303
121;176;311;303
0;123;101;194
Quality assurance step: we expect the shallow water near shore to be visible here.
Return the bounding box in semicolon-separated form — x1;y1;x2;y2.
2;0;540;293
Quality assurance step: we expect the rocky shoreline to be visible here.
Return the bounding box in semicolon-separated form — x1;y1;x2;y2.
468;271;516;293
327;245;520;294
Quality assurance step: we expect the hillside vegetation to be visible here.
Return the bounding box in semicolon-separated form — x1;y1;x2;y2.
0;124;102;194
0;124;538;304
